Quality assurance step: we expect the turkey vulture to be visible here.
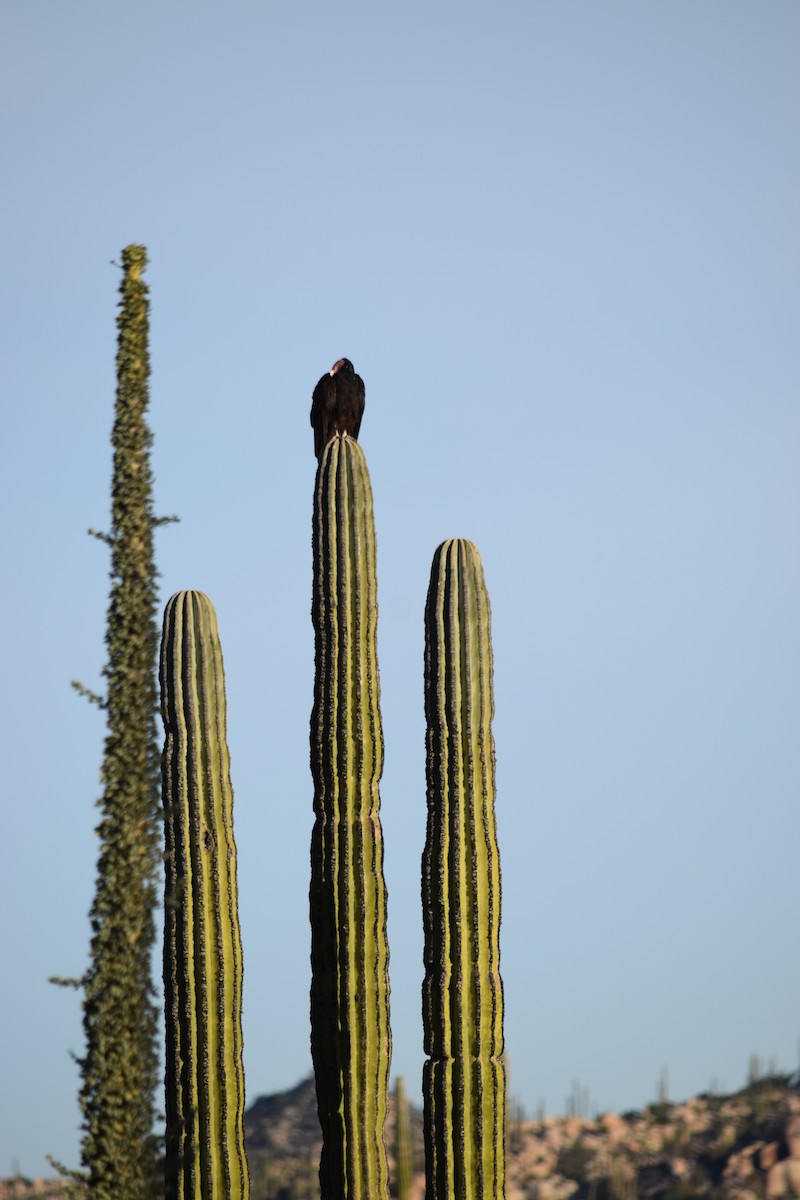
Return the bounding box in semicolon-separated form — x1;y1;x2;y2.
310;358;365;460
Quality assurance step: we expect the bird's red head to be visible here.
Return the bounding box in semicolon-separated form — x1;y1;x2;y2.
330;357;352;376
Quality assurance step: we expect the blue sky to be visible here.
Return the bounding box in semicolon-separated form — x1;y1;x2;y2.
2;1;799;1179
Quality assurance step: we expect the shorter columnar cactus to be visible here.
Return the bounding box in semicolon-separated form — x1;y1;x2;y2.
160;590;249;1200
393;1077;414;1200
422;539;506;1200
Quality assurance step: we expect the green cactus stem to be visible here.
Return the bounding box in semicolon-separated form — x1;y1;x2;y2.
309;435;392;1200
422;539;506;1200
160;590;249;1200
393;1076;414;1200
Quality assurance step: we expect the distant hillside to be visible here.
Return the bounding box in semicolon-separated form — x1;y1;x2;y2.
504;1073;800;1200
6;1073;798;1199
243;1072;800;1199
245;1075;425;1199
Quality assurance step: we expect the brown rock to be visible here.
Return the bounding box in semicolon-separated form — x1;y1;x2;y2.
767;1159;800;1198
762;1142;781;1171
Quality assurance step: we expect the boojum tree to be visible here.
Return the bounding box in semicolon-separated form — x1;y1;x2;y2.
73;245;165;1200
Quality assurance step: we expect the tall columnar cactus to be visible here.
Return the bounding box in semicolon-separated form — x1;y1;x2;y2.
393;1076;414;1200
422;539;506;1200
160;590;249;1200
309;435;392;1200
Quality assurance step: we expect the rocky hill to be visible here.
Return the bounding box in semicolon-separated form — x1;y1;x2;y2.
245;1075;426;1198
241;1072;800;1199
504;1074;800;1200
5;1073;798;1199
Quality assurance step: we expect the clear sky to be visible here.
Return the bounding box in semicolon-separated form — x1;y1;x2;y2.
2;1;798;1180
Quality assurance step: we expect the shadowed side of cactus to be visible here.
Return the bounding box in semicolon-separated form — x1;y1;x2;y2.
160;590;249;1200
309;435;391;1200
422;539;506;1200
393;1076;414;1200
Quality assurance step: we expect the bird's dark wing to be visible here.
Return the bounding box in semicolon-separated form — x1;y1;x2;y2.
310;373;336;459
350;372;366;440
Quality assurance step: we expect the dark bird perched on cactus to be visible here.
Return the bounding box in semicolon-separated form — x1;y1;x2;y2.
310;357;365;459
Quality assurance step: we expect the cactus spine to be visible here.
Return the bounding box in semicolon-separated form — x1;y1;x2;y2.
309;435;392;1200
160;590;249;1200
422;539;506;1200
